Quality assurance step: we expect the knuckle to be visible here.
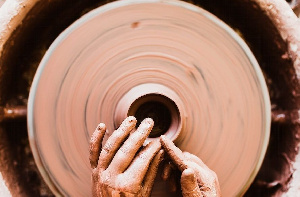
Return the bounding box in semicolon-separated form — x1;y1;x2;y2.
92;170;99;181
115;176;134;189
102;142;113;153
138;151;148;160
137;128;147;135
100;171;113;185
120;145;130;155
92;168;98;175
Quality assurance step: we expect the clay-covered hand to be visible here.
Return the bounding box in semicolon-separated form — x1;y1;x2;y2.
89;116;164;197
160;135;221;197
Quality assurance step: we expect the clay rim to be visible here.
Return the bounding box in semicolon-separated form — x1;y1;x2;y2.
114;83;183;142
27;0;271;196
127;94;181;140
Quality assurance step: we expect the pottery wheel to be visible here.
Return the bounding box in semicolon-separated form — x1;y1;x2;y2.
27;0;271;196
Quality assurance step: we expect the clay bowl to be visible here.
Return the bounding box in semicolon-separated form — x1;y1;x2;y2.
0;0;300;196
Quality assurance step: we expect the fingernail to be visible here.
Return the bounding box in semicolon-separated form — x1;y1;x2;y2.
97;123;106;131
127;116;137;123
143;117;154;125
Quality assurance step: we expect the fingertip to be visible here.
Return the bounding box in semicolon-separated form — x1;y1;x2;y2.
154;138;162;148
160;134;167;142
158;149;164;156
145;117;154;122
89;123;107;169
123;116;137;127
126;116;137;123
159;135;169;148
119;116;137;133
90;123;106;145
156;149;164;162
182;168;195;178
96;123;106;131
159;135;175;154
153;149;164;165
181;168;201;195
142;117;154;126
135;117;154;136
160;135;170;151
159;135;174;148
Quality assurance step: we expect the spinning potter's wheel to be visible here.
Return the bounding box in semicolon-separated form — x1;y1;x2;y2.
27;0;271;196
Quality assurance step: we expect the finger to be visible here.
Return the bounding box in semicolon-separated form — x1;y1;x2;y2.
92;169;100;196
182;152;219;189
183;152;208;170
107;118;154;173
161;159;179;193
181;168;202;197
142;149;164;197
160;135;188;172
167;172;178;193
124;140;161;182
98;116;137;170
89;123;106;169
161;161;176;181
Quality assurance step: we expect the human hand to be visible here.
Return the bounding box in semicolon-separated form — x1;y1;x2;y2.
160;135;221;197
89;116;164;197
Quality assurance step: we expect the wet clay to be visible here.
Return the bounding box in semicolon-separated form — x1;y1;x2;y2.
28;1;270;196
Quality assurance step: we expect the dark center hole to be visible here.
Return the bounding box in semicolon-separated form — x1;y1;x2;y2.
134;101;171;138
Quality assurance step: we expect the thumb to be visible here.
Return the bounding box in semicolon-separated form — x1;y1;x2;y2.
181;168;202;197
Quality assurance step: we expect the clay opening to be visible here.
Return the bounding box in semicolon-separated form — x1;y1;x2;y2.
128;94;180;138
